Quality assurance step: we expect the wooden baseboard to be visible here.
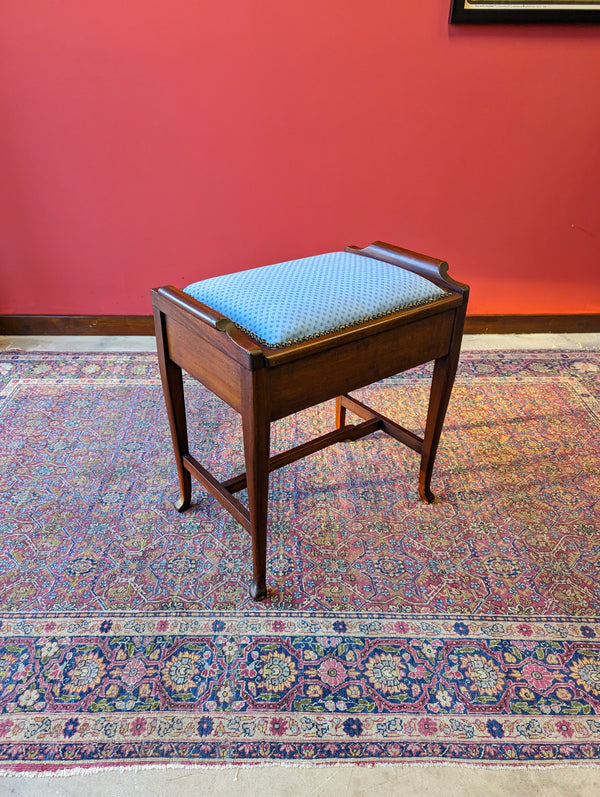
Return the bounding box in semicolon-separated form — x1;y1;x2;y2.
464;315;600;334
0;314;599;336
0;316;155;335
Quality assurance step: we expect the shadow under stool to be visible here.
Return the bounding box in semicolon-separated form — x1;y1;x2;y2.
151;241;469;600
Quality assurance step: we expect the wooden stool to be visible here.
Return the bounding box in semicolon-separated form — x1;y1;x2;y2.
151;241;469;600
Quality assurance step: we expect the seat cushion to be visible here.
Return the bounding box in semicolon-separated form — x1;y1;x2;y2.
184;251;450;348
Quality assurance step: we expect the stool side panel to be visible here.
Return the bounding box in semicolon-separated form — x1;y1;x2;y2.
164;315;246;413
267;310;455;422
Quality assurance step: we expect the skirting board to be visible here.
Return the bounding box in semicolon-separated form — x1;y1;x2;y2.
0;314;599;336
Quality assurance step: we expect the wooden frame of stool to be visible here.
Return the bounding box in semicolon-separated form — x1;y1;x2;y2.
151;241;469;600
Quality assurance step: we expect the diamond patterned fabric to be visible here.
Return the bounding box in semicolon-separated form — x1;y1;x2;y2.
184;251;449;348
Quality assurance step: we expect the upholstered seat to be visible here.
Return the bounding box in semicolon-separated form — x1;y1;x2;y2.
152;241;469;601
184;251;450;348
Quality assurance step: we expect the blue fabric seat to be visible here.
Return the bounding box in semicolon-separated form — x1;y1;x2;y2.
184;251;449;348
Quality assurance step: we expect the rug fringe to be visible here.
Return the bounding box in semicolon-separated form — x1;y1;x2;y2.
2;759;600;777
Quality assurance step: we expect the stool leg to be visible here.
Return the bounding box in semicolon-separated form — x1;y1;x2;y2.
335;395;347;429
419;353;458;504
154;309;192;512
242;373;270;601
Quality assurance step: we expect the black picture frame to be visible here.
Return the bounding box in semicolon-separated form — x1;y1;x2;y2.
450;1;600;23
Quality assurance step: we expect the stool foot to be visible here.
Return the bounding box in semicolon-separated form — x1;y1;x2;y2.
249;577;268;602
174;495;191;513
419;483;435;504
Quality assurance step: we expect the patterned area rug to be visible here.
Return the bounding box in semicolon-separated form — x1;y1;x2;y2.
0;349;599;771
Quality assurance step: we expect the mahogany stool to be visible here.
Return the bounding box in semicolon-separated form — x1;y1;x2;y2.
151;241;469;600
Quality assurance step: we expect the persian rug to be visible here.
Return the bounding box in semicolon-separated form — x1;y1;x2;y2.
0;348;599;772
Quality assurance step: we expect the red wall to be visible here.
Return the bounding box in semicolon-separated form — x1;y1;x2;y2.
1;1;599;316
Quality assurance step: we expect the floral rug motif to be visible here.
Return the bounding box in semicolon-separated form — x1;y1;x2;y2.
0;349;599;770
